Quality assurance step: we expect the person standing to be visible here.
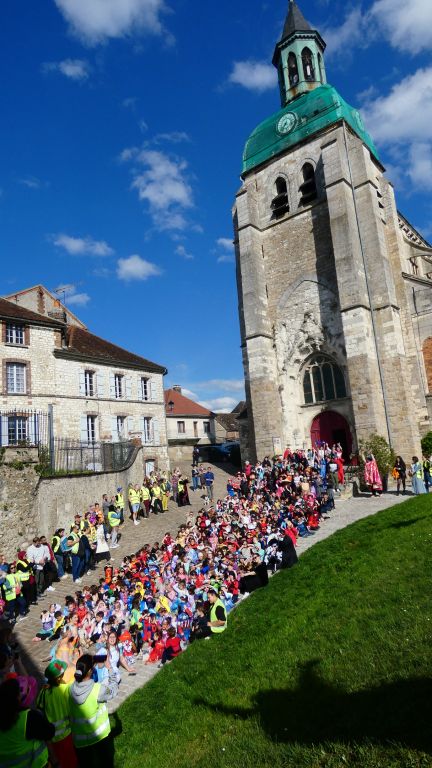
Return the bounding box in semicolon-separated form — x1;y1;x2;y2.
422;455;431;492
410;456;427;494
114;487;124;524
36;660;78;768
15;550;36;606
206;588;227;635
66;527;82;585
364;454;383;496
26;537;47;597
393;456;406;495
192;445;200;467
128;484;141;526
52;529;67;579
151;482;163;515
0;677;54;768
69;654;118;768
204;467;215;502
107;506;121;548
140;482;151;518
2;563;27;622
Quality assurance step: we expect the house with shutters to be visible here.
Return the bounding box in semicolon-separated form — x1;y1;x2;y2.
1;286;169;471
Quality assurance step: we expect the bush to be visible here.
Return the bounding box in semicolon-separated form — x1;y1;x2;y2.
359;433;396;480
420;431;432;458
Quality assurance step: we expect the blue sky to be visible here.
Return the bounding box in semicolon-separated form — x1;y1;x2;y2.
2;0;432;411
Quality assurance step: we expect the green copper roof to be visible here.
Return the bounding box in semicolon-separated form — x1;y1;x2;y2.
242;84;379;176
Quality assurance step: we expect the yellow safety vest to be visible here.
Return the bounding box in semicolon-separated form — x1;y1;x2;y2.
68;534;80;555
210;598;227;633
3;574;17;602
140;486;150;501
69;683;111;748
36;684;71;743
129;489;140;505
108;509;121;528
0;710;48;768
16;560;30;581
152;486;161;499
115;493;124;509
52;536;61;554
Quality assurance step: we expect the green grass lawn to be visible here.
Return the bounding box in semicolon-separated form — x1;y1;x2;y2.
114;497;432;768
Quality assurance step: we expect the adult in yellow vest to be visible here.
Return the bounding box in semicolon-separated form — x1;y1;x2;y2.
160;479;169;513
2;564;27;622
36;659;77;768
207;588;227;634
69;654;118;768
151;483;162;515
15;550;36;609
128;485;141;526
66;527;82;585
52;527;67;579
114;487;124;524
140;484;151;518
0;676;55;768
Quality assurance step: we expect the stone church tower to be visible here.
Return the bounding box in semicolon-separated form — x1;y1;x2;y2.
234;0;432;462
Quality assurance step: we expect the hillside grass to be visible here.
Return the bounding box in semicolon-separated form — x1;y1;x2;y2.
114;496;432;768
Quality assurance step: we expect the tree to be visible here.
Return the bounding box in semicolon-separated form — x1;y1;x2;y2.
421;431;432;458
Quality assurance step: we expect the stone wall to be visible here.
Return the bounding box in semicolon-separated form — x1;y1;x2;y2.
0;445;149;560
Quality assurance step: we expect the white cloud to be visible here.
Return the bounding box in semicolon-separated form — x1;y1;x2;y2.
321;8;369;57
54;0;167;46
181;387;198;400
154;131;191;145
66;292;90;306
216;237;234;264
193;379;244;393
52;234;114;257
361;67;432;144
361;67;432;192
116;254;162;281
122;148;194;231
199;396;238;413
18;176;44;189
370;0;432;54
122;96;138;109
42;59;90;80
175;244;193;260
228;60;276;92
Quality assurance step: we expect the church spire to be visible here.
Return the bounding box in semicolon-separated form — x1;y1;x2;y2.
273;0;327;107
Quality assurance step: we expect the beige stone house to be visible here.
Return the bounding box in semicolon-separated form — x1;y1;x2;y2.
1;286;169;471
234;1;432;462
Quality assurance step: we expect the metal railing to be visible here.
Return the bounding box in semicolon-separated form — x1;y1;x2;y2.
51;439;137;475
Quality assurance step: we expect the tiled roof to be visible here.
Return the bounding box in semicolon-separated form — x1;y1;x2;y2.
214;412;240;433
0;297;64;327
56;326;166;373
165;388;212;417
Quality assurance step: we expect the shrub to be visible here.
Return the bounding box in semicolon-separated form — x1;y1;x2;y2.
420;431;432;458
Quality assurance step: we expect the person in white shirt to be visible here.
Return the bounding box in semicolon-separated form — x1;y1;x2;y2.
26;537;47;596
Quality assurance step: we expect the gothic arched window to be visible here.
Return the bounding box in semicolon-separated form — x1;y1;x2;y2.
302;47;315;81
299;162;317;206
288;52;299;86
303;356;347;404
271;176;289;217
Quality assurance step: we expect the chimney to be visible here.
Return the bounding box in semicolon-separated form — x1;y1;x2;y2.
172;385;182;394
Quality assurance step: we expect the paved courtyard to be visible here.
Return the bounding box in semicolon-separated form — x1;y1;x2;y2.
12;463;413;712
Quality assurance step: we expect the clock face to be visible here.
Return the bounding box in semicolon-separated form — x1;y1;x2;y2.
277;112;297;135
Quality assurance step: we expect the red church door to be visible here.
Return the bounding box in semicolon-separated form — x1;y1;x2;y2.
310;411;352;460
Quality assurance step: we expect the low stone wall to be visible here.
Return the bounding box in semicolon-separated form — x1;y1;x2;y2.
0;447;145;559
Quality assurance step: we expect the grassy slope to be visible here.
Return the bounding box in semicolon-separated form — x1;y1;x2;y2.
115;497;432;768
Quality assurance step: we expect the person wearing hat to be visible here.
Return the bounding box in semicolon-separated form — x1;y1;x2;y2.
0;676;54;768
36;660;77;768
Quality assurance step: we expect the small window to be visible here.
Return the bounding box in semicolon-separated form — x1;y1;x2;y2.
288;52;299;86
177;421;186;435
114;374;123;399
271;177;289;218
203;421;210;434
142;417;152;444
8;416;27;445
7;362;26;394
302;47;315;81
141;377;149;401
6;324;25;345
84;370;95;397
303;369;313;404
116;416;126;438
299;162;317;206
87;415;97;444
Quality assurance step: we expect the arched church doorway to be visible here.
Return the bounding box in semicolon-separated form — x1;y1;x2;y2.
310;411;352;460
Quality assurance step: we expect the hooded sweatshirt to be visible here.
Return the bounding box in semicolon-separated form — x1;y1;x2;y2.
69;674;118;705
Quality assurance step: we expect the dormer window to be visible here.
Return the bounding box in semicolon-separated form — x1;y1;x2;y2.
271;177;289;218
6;323;25;345
288;52;299;86
299;163;318;206
302;48;315;81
